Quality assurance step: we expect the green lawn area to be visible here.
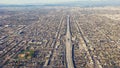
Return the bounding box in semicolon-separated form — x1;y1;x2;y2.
17;49;34;59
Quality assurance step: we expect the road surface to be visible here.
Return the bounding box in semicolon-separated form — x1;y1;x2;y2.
44;17;63;66
66;15;74;68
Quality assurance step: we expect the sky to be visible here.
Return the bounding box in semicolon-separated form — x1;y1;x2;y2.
0;0;118;4
0;0;77;4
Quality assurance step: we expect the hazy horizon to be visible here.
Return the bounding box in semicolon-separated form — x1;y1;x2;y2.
0;0;76;4
0;0;120;5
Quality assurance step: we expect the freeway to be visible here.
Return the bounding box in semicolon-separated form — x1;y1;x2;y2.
66;15;74;68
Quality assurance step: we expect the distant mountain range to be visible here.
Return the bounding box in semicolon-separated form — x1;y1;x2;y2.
0;1;120;7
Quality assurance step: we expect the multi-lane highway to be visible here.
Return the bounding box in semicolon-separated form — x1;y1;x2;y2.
66;15;74;68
